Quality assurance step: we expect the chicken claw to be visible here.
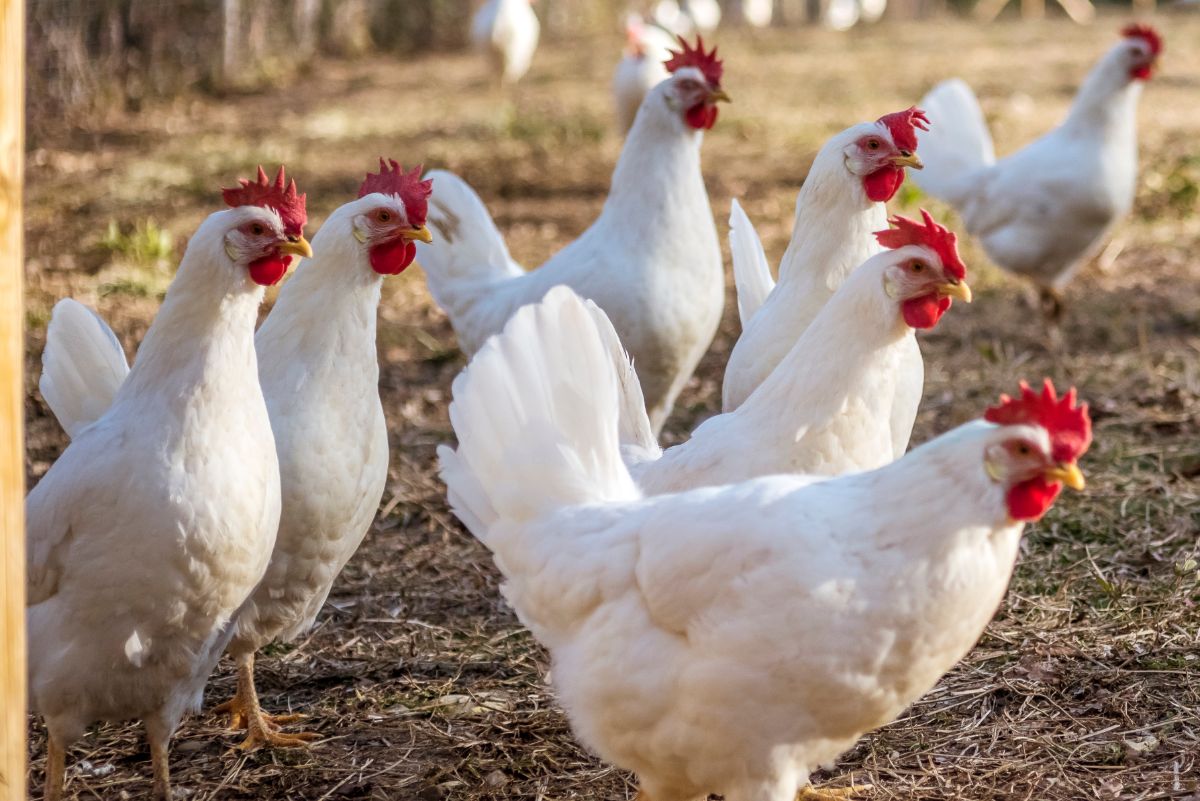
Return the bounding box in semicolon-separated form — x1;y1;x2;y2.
212;653;319;750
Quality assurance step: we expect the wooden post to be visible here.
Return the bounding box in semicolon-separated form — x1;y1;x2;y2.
0;0;25;800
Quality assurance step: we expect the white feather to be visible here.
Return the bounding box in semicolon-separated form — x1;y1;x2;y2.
728;198;775;328
39;299;130;438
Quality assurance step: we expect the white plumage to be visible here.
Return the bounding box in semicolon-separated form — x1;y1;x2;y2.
471;0;540;84
440;292;1086;801
612;15;676;134
415;64;726;434
912;27;1159;316
29;205;290;800
723;116;926;460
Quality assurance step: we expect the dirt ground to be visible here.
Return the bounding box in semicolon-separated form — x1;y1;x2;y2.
21;12;1200;801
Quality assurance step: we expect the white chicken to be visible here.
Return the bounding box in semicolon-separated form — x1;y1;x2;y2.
724;108;928;456
208;161;434;749
29;167;311;800
440;300;1092;801
481;210;970;499
912;24;1162;320
736;0;773;27
612;14;676;134
471;0;540;85
38;162;435;751
652;0;721;34
416;37;729;434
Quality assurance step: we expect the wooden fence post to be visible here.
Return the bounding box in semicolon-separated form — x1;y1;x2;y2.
0;0;26;800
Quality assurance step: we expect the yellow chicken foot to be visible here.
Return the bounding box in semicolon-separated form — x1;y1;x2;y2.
796;782;874;801
149;735;172;801
214;652;319;750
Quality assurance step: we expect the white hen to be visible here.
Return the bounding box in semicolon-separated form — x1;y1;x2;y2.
913;25;1162;319
612;15;676;134
440;297;1092;801
29;168;311;801
416;37;728;434
37;163;435;753
481;210;971;499
724;108;928;457
471;0;540;85
209;161;435;749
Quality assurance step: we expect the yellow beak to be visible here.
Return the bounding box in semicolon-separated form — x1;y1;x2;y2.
403;225;434;244
891;152;924;170
936;280;973;303
1045;462;1086;491
278;235;313;259
709;88;732;104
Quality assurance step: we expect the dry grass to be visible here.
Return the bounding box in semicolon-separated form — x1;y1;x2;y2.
22;12;1200;800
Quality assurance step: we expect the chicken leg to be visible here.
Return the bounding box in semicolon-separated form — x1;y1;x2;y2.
147;725;172;801
796;781;874;801
212;651;319;750
42;736;66;801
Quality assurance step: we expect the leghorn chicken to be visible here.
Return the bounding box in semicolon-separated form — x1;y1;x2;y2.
38;162;435;751
30;167;310;800
725;108;928;454
416;37;728;434
489;210;970;500
913;25;1162;321
471;0;540;85
441;289;1092;801
612;14;676;134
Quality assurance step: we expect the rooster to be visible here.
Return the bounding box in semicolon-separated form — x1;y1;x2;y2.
441;307;1091;801
29;168;311;801
471;0;540;85
612;14;676;134
475;211;970;499
912;24;1162;321
416;37;729;434
725;108;927;457
38;163;435;752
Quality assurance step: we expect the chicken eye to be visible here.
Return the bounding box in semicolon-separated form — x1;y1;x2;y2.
251;223;265;236
866;139;880;150
910;261;925;273
1015;443;1031;456
377;210;392;223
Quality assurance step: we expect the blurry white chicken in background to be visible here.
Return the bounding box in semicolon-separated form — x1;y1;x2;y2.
652;0;720;34
612;14;676;134
822;0;887;30
913;24;1162;321
30;168;311;801
441;283;1093;801
725;108;928;457
471;0;540;85
735;0;774;27
416;38;729;435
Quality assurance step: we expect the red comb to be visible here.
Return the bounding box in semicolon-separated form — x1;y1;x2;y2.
664;35;723;87
873;209;966;280
876;107;929;153
1122;23;1163;56
985;380;1092;463
358;159;434;227
222;166;307;237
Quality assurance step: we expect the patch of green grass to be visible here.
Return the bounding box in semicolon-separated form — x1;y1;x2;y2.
502;107;606;147
98;219;175;266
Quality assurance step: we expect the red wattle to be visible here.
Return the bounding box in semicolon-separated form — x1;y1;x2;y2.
369;239;417;275
685;103;719;131
248;255;291;286
901;294;951;329
1006;476;1062;522
863;167;905;202
1131;65;1152;80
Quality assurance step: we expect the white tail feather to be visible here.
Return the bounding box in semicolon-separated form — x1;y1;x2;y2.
39;299;130;438
414;169;523;311
729;199;775;328
912;79;996;205
439;286;641;543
